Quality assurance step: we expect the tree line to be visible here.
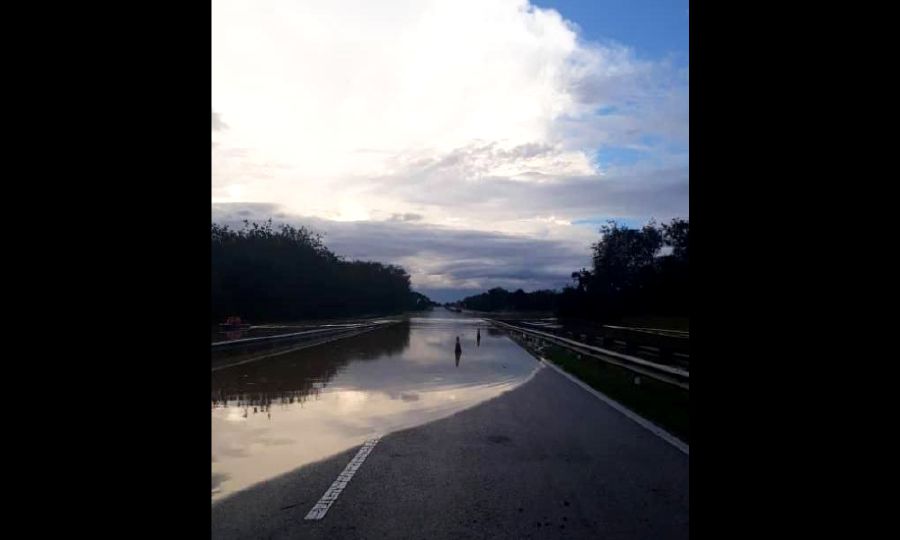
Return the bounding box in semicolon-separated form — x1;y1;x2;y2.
456;218;689;323
211;220;435;322
456;287;558;312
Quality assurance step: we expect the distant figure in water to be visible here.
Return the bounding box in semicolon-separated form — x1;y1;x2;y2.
455;336;462;366
476;328;481;347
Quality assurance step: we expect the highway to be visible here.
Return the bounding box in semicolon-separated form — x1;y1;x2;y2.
211;310;688;539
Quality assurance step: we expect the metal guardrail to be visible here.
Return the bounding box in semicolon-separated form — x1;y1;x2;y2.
602;325;689;339
594;325;690;361
509;321;690;363
211;324;367;349
210;321;398;371
488;319;689;390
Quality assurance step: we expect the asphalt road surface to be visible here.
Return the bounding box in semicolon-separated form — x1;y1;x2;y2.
211;332;689;539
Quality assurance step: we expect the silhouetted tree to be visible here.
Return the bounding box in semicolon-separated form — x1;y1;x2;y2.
211;220;433;322
662;218;689;262
457;218;689;322
559;218;689;321
459;287;559;312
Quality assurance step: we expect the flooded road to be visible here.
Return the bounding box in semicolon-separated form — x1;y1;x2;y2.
211;310;540;502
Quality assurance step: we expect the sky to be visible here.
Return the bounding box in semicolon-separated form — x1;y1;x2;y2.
212;0;689;303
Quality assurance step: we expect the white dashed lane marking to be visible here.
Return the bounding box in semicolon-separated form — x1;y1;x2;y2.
304;436;380;520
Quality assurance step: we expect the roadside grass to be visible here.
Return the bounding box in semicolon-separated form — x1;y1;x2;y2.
537;343;689;443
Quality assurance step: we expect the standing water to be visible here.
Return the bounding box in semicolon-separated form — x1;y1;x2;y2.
211;310;540;502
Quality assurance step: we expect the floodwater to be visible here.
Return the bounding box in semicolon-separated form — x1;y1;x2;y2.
211;310;540;502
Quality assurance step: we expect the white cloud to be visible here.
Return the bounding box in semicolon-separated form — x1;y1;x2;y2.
211;0;688;292
214;0;580;171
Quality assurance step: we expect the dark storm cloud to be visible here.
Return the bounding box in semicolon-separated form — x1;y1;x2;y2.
212;203;590;301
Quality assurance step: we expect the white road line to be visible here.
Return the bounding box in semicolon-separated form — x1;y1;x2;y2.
304;436;381;520
211;326;382;372
540;357;690;456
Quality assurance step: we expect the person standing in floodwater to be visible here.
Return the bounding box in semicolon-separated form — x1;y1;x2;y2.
476;328;481;347
455;336;462;367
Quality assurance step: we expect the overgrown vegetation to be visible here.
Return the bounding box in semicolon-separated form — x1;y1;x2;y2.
458;287;558;312
211;220;435;322
456;218;689;324
541;344;689;442
559;218;689;322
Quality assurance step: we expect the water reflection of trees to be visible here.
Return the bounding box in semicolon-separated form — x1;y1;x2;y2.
211;322;410;414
